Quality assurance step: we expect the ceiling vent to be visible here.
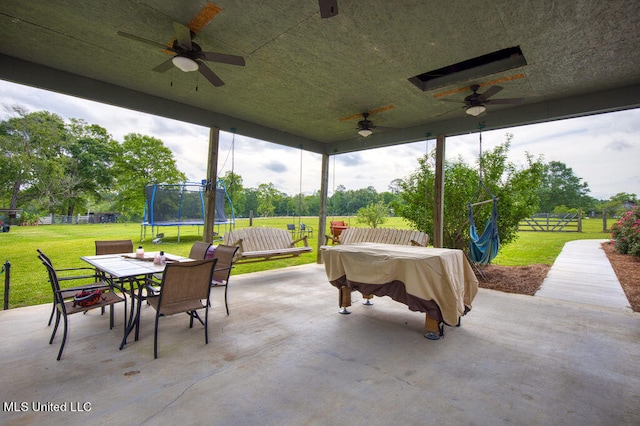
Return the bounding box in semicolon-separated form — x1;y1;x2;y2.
409;46;527;91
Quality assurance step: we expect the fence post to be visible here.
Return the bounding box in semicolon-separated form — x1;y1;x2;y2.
2;261;9;310
578;209;582;232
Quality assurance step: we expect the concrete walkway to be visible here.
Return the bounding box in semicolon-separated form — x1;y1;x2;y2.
535;239;632;312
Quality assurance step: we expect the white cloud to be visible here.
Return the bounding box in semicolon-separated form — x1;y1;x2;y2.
1;79;639;200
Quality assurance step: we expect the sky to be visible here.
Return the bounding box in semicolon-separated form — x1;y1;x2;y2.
1;79;639;201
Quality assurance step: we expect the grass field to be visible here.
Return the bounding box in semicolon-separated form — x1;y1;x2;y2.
0;216;614;308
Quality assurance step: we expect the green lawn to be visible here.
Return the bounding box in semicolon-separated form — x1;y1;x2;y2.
0;216;613;308
492;217;613;266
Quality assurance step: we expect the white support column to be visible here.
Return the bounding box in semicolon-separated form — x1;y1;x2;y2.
433;134;445;248
204;127;220;243
317;152;330;263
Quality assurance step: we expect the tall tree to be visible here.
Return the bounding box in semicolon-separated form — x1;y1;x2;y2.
537;161;591;212
61;119;117;216
256;182;283;217
0;107;67;210
112;133;186;219
388;178;403;194
392;134;544;249
329;185;347;215
220;171;245;219
348;186;379;214
243;187;259;218
304;191;321;216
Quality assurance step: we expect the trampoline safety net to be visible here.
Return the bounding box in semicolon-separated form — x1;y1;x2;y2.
141;182;233;242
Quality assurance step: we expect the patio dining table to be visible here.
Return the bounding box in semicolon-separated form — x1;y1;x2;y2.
81;252;191;349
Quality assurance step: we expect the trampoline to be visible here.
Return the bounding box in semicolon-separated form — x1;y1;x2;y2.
140;180;234;243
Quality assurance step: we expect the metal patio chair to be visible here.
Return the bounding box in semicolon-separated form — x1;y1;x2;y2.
39;254;126;360
146;259;217;359
299;223;313;238
210;244;239;315
189;241;213;260
37;249;103;326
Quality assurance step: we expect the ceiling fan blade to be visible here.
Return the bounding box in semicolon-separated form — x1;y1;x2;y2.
152;58;175;73
487;98;525;104
200;52;246;66
318;0;339;18
173;22;193;50
117;31;170;50
479;85;503;100
197;62;225;87
439;98;465;104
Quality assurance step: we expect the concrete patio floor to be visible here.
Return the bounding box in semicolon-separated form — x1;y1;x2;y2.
1;261;639;425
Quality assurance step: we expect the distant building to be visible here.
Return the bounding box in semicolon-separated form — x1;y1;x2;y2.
88;212;119;223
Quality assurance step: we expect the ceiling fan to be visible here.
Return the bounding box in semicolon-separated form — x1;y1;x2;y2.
339;105;394;137
356;113;375;137
117;21;245;87
440;84;524;116
355;112;396;137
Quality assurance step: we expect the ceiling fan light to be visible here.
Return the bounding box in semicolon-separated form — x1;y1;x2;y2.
358;128;373;137
172;56;199;72
466;105;486;117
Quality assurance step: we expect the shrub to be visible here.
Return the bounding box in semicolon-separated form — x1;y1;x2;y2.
19;211;41;226
610;206;640;257
356;202;388;228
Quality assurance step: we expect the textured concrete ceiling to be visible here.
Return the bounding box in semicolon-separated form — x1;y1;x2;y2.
1;0;639;155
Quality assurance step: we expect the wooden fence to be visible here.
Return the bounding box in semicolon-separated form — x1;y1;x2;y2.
518;211;582;232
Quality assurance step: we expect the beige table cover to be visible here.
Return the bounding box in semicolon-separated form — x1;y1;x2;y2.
322;243;478;325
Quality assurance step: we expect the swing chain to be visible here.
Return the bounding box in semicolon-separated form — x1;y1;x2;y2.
478;122;484;182
470;121;496;205
478;128;483;182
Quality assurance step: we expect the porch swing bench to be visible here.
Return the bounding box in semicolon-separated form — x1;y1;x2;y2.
223;227;313;264
325;227;429;247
